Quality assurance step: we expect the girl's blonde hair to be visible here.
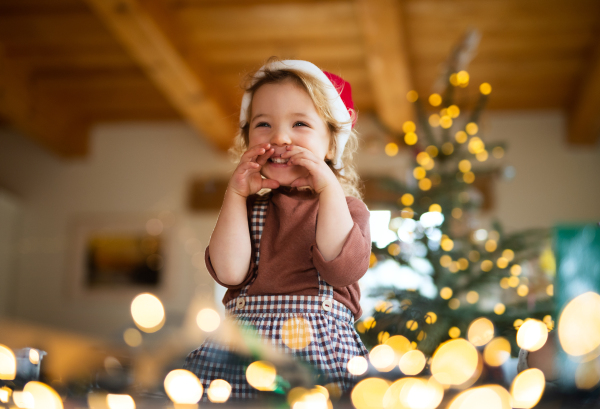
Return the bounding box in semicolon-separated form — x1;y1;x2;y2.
231;59;363;199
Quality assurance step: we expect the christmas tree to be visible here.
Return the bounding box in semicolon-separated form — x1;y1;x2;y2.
357;31;555;360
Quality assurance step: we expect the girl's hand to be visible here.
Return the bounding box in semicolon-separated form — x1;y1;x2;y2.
229;143;280;197
281;145;338;193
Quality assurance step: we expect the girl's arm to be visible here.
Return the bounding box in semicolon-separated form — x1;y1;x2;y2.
209;143;278;285
315;181;354;261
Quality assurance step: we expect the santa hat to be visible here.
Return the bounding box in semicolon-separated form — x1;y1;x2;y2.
240;60;355;170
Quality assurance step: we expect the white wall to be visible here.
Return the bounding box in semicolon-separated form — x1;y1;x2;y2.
0;111;598;337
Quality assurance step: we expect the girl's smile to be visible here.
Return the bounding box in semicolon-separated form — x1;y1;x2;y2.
248;80;333;186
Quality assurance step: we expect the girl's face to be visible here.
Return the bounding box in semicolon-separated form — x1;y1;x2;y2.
248;80;333;187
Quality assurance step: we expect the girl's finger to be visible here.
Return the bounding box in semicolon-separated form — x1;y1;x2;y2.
291;177;312;189
235;161;260;174
261;178;280;190
288;157;319;172
256;148;275;165
241;143;271;162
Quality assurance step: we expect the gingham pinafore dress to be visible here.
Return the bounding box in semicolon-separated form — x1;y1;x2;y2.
184;194;369;400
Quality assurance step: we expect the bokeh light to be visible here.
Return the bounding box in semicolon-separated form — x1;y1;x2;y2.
23;382;63;409
465;122;478;135
494;303;506;315
29;349;40;365
575;360;600;390
384;377;444;409
431;338;478;386
405;132;418;145
419;178;432;191
347;356;368;376
510;368;545;408
0;345;16;380
164;369;203;404
246;361;277;391
448;104;460;118
558;292;600;357
131;293;165;333
385;335;412;367
413;166;426;180
401;193;414;206
448;385;510;409
429;93;442;106
370;345;395;372
403;121;416;133
425;312;438;324
196;308;221;333
407;90;419;102
467;318;494;347
517;285;529;297
207;379;232;403
123;328;142;347
429;114;441;127
0;387;9;404
449;298;460;310
399;349;426;375
511;264;522;276
463;172;475;184
480;83;492;95
449;327;461;338
516;319;548;352
106;394;135;409
385;143;399;157
440;287;453;300
484;337;511;367
12;391;34;409
351;378;389;409
455;131;468;144
466;291;479;304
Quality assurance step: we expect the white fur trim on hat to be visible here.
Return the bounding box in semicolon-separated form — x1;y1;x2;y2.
240;60;352;170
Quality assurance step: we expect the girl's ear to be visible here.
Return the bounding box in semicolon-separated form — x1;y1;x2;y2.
325;147;335;160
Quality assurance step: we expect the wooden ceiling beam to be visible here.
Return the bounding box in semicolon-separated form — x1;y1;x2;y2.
568;38;600;145
355;0;414;133
83;0;237;151
0;46;89;157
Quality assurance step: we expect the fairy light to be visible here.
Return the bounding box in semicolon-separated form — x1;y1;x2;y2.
431;338;478;386
429;114;441;127
388;243;401;256
492;146;504;158
131;293;165;333
517;319;548;352
517;285;529;297
0;345;16;380
496;257;508;269
485;240;497;252
448;104;460;118
469;250;480;262
426;145;439;157
405;132;418;145
457;70;470;85
502;249;515;261
351;378;388;409
467;318;494;346
429;93;442;106
452;208;463;219
463;172;475;184
347;356;368;376
440;116;453;129
429;203;442;212
440;287;453;300
403;121;416;133
441;237;454;251
246;361;277;391
468;136;484;153
400;193;414;206
23;382;63;409
419;178;432;191
416;152;431;166
448;386;511;409
508;276;519;287
106;394;135;409
480;83;492;95
413;166;427;180
197;308;221;332
455;131;468;143
558;292;600;357
459;159;472;173
500;278;509;289
402;207;414;218
440;255;452;267
425;312;438;324
449;298;460;310
448;262;459;273
378;331;390;343
480;260;493;272
423;159;435;170
484;337;511;366
466;291;479;304
476;150;489;162
406;320;419;331
458;258;469;270
207;379;232;403
511;369;545;408
370;345;395;372
407;90;419;102
281;317;313;349
466;122;479;135
399;350;426;375
449;73;460;86
449;327;461;338
442;142;454;155
164;369;203;404
385;142;399;156
494;303;506;315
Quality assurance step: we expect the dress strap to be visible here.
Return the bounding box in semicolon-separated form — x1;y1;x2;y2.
239;193;270;296
318;276;334;298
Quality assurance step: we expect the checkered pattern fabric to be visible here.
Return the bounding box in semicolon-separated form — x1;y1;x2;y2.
184;193;368;400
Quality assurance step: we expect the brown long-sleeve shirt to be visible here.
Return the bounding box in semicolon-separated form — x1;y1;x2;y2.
205;187;371;319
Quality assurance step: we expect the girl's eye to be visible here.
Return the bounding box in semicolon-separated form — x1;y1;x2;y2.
255;122;270;128
294;121;308;127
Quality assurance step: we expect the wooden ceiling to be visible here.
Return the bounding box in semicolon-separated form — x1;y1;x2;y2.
0;0;599;157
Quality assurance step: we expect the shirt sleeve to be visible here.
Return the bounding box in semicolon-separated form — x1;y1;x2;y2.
311;197;371;287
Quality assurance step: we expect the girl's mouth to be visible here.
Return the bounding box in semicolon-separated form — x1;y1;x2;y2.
270;157;289;164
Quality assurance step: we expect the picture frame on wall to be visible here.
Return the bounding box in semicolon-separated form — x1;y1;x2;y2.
67;212;177;301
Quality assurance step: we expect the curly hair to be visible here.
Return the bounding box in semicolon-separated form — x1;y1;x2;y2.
230;58;363;199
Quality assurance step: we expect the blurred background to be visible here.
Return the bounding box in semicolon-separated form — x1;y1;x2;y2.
0;0;599;407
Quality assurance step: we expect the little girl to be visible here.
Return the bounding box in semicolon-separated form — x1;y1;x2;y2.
185;59;371;399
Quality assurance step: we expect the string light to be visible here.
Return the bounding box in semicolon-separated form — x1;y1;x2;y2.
558;292;600;357
403;121;416;133
440;116;453;129
449;327;461;338
449;73;460;86
496;257;509;269
463;172;475;184
480;83;492;95
405;132;418;145
426;145;439;157
455;131;468;143
476;150;489;162
448;104;460;118
442;142;454;155
484;337;511;366
385;142;399;156
429;93;442;106
413;167;427;180
467;318;494;346
419;178;432;191
452;208;463;219
429;203;442;212
468;137;484;154
466;122;478;135
466;291;479;304
449;298;460;310
511;369;545;408
517;319;548;352
440;255;452;267
429;114;441;127
407;90;419;102
440;287;453;300
457;71;470;86
431;338;478;386
400;193;414;206
485;240;498;252
494;303;506;315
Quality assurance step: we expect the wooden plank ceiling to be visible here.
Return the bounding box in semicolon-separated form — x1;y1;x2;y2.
0;0;598;157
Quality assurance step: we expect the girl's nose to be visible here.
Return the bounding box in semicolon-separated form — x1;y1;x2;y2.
269;129;292;146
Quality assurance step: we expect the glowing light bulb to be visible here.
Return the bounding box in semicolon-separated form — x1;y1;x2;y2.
511;368;545;408
196;308;221;332
347;356;368;376
164;369;203;404
351;378;389;409
23;382;63;409
106;394;135;409
440;287;453;300
558;292;600;357
403;121;416;133
466;291;479;304
448;385;511;409
123;328;142;347
0;345;16;380
370;344;395;372
429;93;442;106
484;337;511;367
455;131;468;144
385;142;399;156
401;193;414;206
494;303;506;315
516;319;548;352
131;293;165;333
399;350;426;375
468;318;494;347
246;361;276;391
431;338;478;386
405;132;418;145
480;83;492;95
449;327;461;338
207;379;232;403
407;90;419;102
